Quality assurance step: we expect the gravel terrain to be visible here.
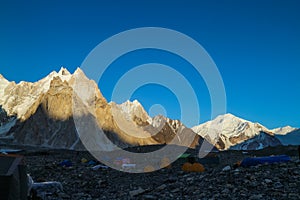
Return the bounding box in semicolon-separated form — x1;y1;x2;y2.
7;145;300;199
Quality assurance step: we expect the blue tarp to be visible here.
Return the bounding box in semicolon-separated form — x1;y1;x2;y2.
240;155;291;167
59;160;72;167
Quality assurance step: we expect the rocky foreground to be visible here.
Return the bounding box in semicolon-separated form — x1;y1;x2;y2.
18;145;300;200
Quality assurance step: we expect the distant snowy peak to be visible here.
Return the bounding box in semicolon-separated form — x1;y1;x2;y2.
271;126;298;135
192;113;271;150
192;113;270;137
192;113;299;150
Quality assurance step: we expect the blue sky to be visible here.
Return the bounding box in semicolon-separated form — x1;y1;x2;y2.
0;0;299;128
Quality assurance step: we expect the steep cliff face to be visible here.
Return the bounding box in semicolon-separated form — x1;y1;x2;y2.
41;76;73;120
8;77;79;149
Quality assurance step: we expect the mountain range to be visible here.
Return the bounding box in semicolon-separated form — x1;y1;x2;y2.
0;67;299;151
0;68;201;151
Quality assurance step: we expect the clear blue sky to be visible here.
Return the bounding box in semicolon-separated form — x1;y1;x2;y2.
0;0;299;128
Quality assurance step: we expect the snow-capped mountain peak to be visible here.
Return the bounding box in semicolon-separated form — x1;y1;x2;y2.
73;67;86;77
192;113;271;150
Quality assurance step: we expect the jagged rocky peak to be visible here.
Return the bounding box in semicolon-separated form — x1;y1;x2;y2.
150;115;182;130
118;100;149;119
150;115;168;128
58;67;71;76
108;99;150;128
51;67;72;82
73;67;84;75
71;68;107;109
147;115;183;133
72;67;89;82
167;118;183;130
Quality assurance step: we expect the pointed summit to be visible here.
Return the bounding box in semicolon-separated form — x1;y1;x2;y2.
73;67;85;76
112;99;150;122
58;67;71;76
215;113;248;122
120;99;143;109
72;67;90;83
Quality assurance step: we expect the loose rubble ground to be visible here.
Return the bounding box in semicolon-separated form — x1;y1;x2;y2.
17;145;300;199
